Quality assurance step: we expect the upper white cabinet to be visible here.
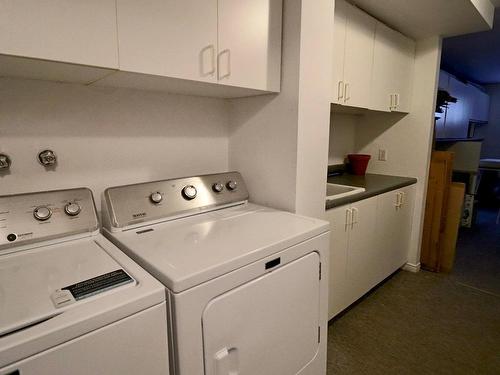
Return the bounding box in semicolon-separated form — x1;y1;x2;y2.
436;70;490;139
333;0;376;109
0;0;118;68
115;0;281;93
0;0;282;97
332;0;348;105
0;0;118;83
332;0;415;113
116;0;218;83
470;87;490;122
371;23;415;113
217;0;282;91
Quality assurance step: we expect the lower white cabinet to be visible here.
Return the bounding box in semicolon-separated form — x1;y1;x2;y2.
326;185;415;319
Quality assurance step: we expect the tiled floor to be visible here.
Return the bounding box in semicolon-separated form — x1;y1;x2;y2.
327;209;500;375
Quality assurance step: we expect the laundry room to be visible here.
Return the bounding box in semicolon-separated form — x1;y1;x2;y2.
1;1;499;375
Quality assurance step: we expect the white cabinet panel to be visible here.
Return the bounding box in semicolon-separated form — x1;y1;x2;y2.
471;87;490;122
217;0;282;92
332;0;348;104
376;186;415;279
343;3;376;109
371;22;414;113
326;185;415;319
0;0;118;69
345;196;378;307
326;205;350;319
391;31;415;113
447;77;471;139
116;0;218;83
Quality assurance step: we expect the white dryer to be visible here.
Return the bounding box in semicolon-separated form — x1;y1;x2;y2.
101;172;330;375
0;188;169;375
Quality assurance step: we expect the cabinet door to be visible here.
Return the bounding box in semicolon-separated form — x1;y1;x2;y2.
342;3;376;109
345;196;378;307
325;205;351;319
332;0;348;104
116;0;218;82
396;186;415;268
392;32;415;113
217;0;282;91
471;87;490;122
0;0;118;68
371;22;394;112
446;77;470;138
375;190;401;279
371;22;414;113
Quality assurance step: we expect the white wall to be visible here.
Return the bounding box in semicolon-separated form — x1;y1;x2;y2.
355;37;442;268
0;78;229;209
229;0;333;219
328;113;358;165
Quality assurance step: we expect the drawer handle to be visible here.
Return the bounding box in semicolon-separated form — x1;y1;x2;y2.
265;257;281;270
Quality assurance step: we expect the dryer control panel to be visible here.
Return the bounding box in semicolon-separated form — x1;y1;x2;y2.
0;188;99;251
103;171;249;229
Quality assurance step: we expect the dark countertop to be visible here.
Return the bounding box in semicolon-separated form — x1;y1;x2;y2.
326;173;417;210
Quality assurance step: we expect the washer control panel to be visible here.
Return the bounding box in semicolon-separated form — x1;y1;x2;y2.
0;188;98;251
104;172;249;229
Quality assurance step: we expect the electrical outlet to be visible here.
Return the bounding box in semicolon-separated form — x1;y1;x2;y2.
378;149;388;161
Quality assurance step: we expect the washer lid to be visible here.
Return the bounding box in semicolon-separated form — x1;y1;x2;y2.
0;237;135;337
107;203;329;293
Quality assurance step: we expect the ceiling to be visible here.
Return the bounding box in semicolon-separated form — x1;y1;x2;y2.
441;8;500;85
350;0;494;40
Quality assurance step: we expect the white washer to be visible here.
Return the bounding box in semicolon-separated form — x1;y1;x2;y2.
101;172;330;375
0;188;170;375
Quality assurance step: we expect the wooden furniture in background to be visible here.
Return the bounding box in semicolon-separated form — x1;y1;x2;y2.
421;151;455;271
440;182;466;272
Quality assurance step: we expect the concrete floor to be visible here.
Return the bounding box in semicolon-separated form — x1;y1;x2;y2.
327;209;500;374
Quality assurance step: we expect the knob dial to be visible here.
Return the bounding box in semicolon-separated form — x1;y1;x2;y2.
34;206;52;221
226;180;238;191
212;182;224;193
150;192;163;204
182;185;197;200
65;202;81;216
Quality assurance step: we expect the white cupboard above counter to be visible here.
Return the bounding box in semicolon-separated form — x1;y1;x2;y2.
332;0;415;113
0;0;282;98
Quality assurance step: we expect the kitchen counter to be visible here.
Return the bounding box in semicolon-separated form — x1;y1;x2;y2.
326;173;417;209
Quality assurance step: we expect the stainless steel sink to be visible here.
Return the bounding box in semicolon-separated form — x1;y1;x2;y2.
326;183;365;201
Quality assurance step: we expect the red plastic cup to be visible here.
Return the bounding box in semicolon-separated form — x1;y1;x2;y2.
348;154;371;176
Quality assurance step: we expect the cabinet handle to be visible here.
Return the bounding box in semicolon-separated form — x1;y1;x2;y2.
395;192;401;209
351;208;358;228
217;49;231;80
345;208;352;231
344;83;350;103
338;81;344;100
200;45;216;76
390;94;394;110
400;191;405;207
395;93;400;108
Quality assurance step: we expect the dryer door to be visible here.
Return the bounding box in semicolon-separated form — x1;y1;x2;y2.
202;252;321;375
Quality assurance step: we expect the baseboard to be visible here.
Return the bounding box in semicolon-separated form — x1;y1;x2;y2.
402;262;421;273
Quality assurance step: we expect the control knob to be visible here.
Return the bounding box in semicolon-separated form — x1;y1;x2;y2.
212;182;224;193
150;192;163;204
226;180;238;191
182;185;197;200
33;206;52;221
65;202;82;216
